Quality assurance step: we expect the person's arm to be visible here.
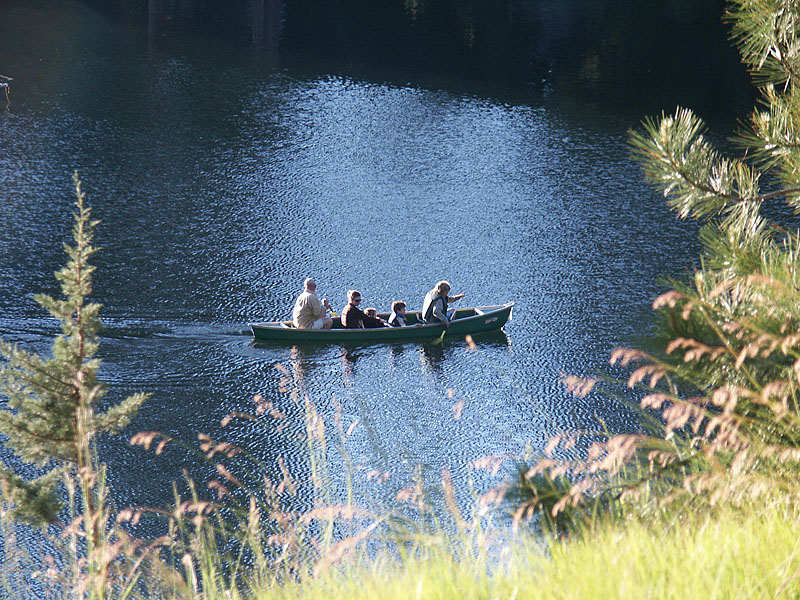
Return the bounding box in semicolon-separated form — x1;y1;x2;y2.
431;300;449;327
446;293;465;303
309;294;326;318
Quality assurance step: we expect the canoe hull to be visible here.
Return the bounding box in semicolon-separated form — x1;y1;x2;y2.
250;303;513;343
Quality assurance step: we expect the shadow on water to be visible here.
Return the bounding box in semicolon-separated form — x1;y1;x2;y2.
252;327;510;386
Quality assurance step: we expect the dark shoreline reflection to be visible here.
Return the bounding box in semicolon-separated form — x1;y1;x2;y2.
79;0;752;125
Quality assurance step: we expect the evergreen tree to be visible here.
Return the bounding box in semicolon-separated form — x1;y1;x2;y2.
0;173;148;528
627;0;800;392
519;0;800;518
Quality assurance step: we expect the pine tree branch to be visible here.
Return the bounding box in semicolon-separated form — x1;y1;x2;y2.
1;345;75;391
754;186;800;202
631;108;761;220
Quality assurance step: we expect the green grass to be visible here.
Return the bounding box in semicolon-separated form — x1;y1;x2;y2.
238;502;800;600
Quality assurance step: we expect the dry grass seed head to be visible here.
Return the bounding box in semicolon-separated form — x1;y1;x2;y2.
780;333;800;353
609;347;650;366
736;342;762;369
441;468;471;531
647;449;678;469
452;399;464;420
666;338;726;362
130;431;162;451
711;386;737;407
552;478;593;517
277;457;297;495
116;508;143;526
662;401;706;436
181;553;198;594
628;365;668;388
208;480;229;499
395;487;420;504
746;273;787;293
680;301;697;320
248;496;261;537
62;515;84;539
708;277;737;299
221;411;255;427
589;435;643;475
477;484;510;514
365;469;390;483
315;521;379;575
544;434;564;456
216;464;243;488
641;393;672;410
472;454;512;475
562;374;598;397
511;499;539;532
722;321;742;334
776;447;800;463
652;290;686;309
760;381;790;404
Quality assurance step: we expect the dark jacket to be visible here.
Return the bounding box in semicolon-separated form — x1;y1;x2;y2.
341;304;385;329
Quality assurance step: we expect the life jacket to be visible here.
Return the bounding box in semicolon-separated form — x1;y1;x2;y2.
422;292;447;324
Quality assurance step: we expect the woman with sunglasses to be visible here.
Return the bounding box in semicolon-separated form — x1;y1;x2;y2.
341;290;387;328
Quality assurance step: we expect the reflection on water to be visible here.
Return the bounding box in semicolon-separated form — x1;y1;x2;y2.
289;345;313;390
0;1;738;515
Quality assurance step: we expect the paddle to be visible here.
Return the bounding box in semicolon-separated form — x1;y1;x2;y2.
433;295;463;342
325;302;338;317
434;310;456;344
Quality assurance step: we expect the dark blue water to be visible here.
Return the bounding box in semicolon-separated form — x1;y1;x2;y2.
0;1;743;514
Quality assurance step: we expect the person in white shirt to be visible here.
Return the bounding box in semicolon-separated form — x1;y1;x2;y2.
292;278;333;329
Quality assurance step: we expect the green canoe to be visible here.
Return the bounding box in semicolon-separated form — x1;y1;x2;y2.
249;303;513;343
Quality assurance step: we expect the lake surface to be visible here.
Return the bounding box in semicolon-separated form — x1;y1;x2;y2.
0;1;751;515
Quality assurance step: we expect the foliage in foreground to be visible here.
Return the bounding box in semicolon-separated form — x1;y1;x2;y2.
507;0;800;524
0;175;151;598
242;502;800;600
